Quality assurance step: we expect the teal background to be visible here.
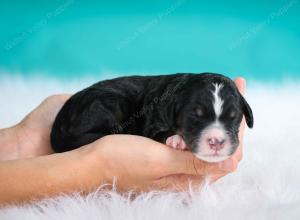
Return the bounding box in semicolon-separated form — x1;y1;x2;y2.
0;0;300;81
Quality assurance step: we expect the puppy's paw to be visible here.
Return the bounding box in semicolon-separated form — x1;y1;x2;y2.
166;135;187;150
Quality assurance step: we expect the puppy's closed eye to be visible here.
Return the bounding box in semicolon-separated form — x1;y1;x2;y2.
195;107;204;117
229;110;236;118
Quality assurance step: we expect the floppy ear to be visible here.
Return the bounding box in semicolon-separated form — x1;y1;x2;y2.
240;95;254;128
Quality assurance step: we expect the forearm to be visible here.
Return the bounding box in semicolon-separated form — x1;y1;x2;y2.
0;146;105;205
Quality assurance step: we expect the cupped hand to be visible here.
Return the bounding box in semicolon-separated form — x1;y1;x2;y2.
77;134;233;192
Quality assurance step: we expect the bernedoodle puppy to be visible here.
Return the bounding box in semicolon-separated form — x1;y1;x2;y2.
51;73;253;162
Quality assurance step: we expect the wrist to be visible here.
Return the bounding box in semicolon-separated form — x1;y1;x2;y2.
83;142;111;190
56;143;109;193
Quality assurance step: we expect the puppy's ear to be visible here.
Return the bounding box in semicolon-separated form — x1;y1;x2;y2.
240;95;254;128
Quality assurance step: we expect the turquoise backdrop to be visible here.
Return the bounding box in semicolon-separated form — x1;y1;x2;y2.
0;0;299;81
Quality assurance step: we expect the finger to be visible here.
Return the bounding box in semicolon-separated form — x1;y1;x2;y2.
209;157;239;182
209;173;226;183
151;174;206;192
234;77;246;96
164;148;236;176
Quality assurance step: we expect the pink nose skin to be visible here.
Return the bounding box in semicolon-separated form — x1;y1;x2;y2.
208;138;225;151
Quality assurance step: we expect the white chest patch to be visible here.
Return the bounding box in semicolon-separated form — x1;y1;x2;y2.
211;83;224;119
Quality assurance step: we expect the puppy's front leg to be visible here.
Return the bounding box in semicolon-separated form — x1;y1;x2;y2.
166;135;187;150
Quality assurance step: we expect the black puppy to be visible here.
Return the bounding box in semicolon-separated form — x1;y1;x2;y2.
51;73;253;162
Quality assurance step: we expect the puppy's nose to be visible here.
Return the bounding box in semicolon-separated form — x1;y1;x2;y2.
208;137;225;151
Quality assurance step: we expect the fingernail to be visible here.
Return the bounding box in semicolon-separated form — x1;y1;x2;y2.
219;159;233;171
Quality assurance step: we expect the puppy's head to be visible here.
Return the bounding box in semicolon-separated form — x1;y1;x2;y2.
176;73;253;162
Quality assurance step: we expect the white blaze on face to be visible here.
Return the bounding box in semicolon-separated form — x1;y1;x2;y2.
194;83;232;163
212;83;224;119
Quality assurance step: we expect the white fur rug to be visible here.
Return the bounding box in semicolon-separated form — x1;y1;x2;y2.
1;74;300;220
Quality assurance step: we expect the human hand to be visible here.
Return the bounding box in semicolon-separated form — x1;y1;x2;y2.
13;94;71;159
77;134;236;193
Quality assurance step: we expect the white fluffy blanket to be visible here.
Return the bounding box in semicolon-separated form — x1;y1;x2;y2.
1;75;300;220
